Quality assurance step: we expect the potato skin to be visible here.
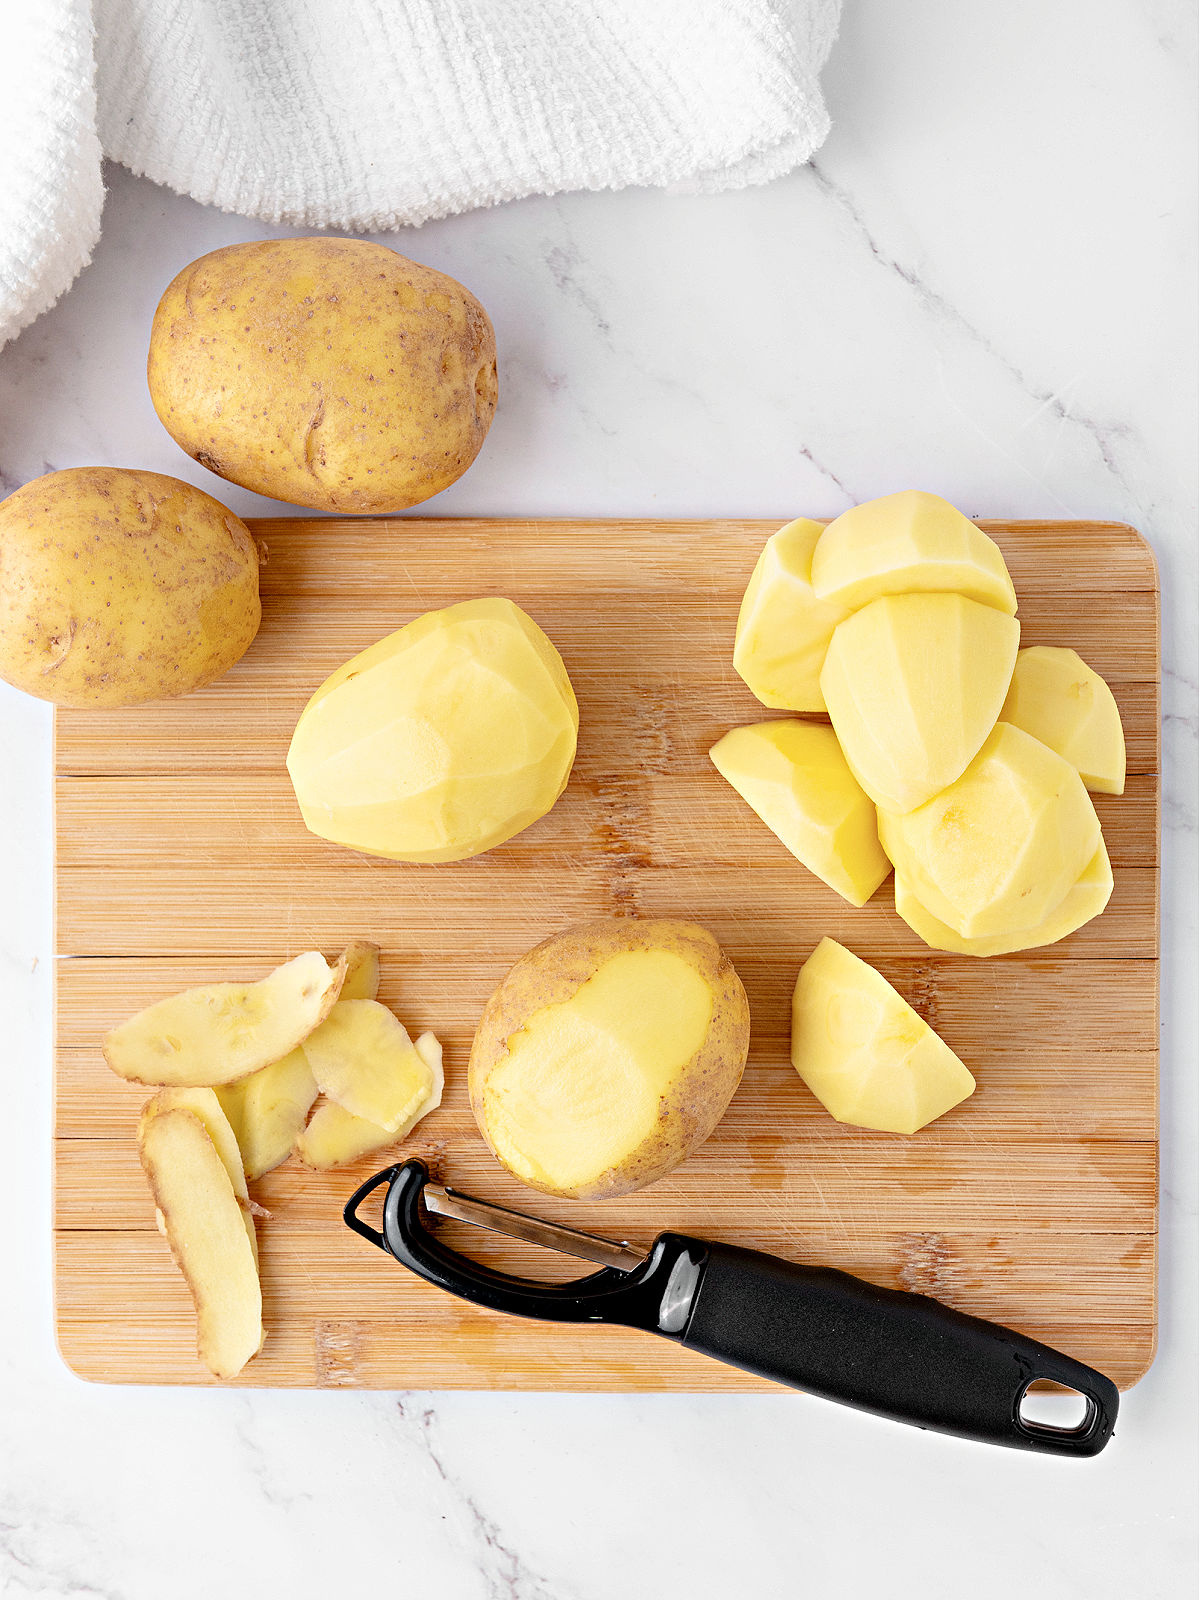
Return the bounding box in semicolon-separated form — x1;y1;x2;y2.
0;467;259;707
469;918;751;1200
148;237;498;514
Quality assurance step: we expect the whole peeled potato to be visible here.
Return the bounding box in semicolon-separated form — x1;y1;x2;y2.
0;467;260;708
148;238;498;514
469;919;750;1201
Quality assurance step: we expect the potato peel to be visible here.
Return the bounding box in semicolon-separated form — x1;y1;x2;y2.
104;950;347;1087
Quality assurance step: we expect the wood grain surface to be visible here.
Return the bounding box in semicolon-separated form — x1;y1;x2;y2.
54;518;1159;1390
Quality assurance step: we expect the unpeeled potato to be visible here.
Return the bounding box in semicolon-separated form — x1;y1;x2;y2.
0;467;259;707
148;237;497;513
469;919;750;1200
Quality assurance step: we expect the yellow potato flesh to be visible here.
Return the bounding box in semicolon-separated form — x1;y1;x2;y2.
791;938;975;1135
732;519;850;711
1001;646;1126;795
147;237;497;514
301;999;434;1131
0;467;259;708
137;1108;264;1379
215;1048;318;1180
145;1088;257;1263
810;491;1017;615
894;838;1113;956
287;598;578;862
820;593;1020;814
296;1032;443;1168
878;723;1101;940
481;950;714;1195
103;951;343;1086
709;720;889;907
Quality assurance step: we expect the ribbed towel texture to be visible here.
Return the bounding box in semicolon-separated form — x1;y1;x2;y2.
1;0;840;349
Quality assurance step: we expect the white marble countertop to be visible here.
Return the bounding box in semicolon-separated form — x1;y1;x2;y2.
2;6;1196;1596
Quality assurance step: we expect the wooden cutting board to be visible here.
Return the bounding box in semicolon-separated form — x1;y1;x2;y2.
54;518;1159;1390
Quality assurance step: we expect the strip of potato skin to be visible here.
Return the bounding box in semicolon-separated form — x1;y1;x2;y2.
137;1106;264;1380
468;918;751;1201
103;947;350;1087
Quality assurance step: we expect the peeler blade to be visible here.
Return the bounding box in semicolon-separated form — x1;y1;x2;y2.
422;1181;644;1272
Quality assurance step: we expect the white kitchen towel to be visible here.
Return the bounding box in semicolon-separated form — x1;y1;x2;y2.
1;0;840;350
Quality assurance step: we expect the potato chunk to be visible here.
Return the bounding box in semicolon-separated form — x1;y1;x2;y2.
103;951;345;1086
791;938;975;1135
296;1033;443;1168
732;519;850;711
1001;646;1126;795
137;1107;264;1379
895;838;1113;956
878;723;1101;941
820;593;1020;814
709;720;889;906
810;491;1017;615
470;920;749;1200
301;1000;435;1131
286;598;578;863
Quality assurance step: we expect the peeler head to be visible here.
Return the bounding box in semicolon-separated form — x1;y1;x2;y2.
343;1158;700;1328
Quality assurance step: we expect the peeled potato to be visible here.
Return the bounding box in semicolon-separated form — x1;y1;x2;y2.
148;237;497;514
137;1106;264;1379
1001;646;1126;795
709;720;889;907
301;999;435;1131
810;491;1017;615
103;951;345;1086
820;592;1020;814
469;919;749;1201
791;938;975;1135
878;723;1101;941
296;1032;443;1169
732;519;850;711
287;598;578;863
0;466;259;708
894;837;1113;956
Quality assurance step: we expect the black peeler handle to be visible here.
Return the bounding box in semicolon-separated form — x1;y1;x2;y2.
345;1161;1118;1456
673;1238;1118;1456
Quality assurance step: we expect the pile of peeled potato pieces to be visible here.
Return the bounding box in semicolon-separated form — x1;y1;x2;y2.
0;238;1127;1379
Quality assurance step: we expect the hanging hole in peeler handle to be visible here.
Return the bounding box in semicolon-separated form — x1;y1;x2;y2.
1017;1378;1100;1442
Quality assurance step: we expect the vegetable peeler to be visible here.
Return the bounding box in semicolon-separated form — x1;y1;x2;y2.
345;1158;1118;1456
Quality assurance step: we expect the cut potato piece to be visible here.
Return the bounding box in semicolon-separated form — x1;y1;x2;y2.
296;1032;444;1168
878;723;1101;940
790;938;975;1135
810;491;1017;615
709;720;889;907
1001;646;1126;795
137;1106;264;1379
104;950;345;1086
216;1048;319;1181
732;519;850;711
301;999;435;1131
339;940;382;1001
895;837;1113;956
470;920;749;1200
144;1088;257;1262
286;597;578;863
820;593;1020;814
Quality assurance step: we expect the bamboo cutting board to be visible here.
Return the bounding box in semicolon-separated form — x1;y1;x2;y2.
55;518;1159;1390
